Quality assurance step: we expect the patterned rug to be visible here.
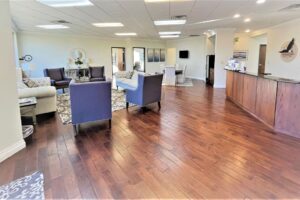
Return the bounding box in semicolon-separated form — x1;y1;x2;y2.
0;171;44;200
176;79;194;87
57;89;131;124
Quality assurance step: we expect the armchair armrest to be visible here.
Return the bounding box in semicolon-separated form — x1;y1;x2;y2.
30;77;51;87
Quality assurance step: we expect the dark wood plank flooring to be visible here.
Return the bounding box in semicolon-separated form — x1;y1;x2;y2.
1;80;300;199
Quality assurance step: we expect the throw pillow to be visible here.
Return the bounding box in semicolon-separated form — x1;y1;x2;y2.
126;71;134;79
22;70;29;78
90;66;104;78
23;78;39;88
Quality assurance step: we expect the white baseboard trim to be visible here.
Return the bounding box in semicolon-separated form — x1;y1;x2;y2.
0;140;26;163
213;84;226;88
186;76;206;81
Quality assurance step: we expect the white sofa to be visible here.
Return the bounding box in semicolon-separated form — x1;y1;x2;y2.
115;70;141;90
16;68;57;115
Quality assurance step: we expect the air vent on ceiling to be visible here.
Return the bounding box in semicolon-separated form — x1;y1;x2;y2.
171;15;187;20
189;34;200;37
51;20;71;24
279;4;300;11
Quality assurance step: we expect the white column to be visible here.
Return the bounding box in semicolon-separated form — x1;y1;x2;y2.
214;29;235;88
0;0;25;162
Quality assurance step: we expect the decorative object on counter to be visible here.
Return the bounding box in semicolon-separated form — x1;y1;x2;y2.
279;38;298;62
233;51;248;60
225;59;246;72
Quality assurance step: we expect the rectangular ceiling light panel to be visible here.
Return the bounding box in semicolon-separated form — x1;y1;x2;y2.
160;35;180;38
154;20;186;26
115;33;137;36
92;23;124;27
37;0;93;7
159;31;181;35
36;25;70;29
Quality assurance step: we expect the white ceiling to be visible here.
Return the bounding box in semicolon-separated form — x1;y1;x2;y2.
9;0;300;39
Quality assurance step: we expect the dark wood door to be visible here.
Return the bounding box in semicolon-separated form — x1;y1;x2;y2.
258;45;267;75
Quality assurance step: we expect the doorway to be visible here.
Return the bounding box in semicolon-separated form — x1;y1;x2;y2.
258;44;267;75
111;47;126;88
133;47;145;72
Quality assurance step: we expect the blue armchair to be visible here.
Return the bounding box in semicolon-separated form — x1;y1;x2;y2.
69;80;112;135
126;73;163;110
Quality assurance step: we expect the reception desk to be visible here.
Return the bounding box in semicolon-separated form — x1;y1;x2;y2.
226;70;300;138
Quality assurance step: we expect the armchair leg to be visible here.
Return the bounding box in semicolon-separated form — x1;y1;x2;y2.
109;119;112;129
117;86;119;90
126;102;129;109
158;101;161;110
63;88;65;93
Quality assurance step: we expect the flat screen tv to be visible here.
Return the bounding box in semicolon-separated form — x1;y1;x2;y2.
179;50;189;59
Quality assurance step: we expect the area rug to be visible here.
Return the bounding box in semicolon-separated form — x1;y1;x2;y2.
163;79;194;87
176;79;194;87
0;171;44;200
57;89;131;124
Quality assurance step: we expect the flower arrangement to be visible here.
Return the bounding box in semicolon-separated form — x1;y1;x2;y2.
75;58;83;65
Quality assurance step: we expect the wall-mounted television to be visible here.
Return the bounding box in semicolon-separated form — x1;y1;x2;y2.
179;50;189;59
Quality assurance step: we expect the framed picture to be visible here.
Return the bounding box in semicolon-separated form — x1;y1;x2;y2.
154;49;160;62
147;48;154;62
233;51;248;60
160;49;166;62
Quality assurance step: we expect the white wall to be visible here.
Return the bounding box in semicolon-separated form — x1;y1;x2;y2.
214;29;235;88
265;19;300;80
206;36;216;55
166;36;207;80
234;33;267;73
0;0;25;163
17;33;166;78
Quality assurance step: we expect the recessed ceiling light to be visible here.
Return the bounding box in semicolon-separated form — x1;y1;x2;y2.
244;18;251;23
36;25;69;29
159;31;181;35
154;20;186;26
92;23;124;27
36;0;93;7
233;14;241;18
245;29;251;33
115;33;137;36
160;35;180;38
256;0;266;4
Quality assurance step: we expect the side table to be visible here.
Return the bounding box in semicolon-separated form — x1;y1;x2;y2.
19;97;37;125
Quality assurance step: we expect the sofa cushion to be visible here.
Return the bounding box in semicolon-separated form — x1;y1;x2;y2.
18;86;56;99
17;82;28;89
23;78;39;88
90;66;104;78
126;71;134;79
47;69;63;81
116;78;137;90
90;77;106;82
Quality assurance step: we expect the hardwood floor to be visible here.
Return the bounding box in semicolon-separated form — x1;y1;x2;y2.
2;80;300;199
